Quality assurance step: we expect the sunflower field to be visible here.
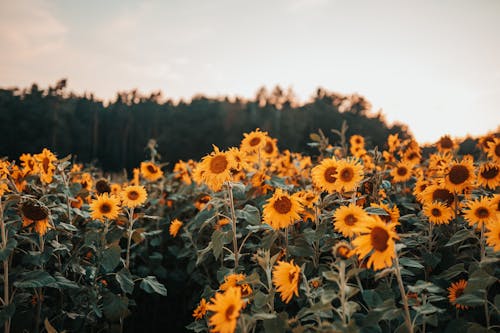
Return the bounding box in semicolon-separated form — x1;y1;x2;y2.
0;126;499;333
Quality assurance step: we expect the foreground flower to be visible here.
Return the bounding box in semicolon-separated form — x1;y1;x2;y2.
34;148;57;183
169;219;183;237
140;161;163;182
240;128;267;153
448;280;468;310
443;158;475;193
333;203;369;238
352;216;399;270
311;158;339;193
90;193;120;221
262;188;302;229
192;298;208;320
390;161;413;183
335;158;364;192
272;260;301;304
207;287;244;333
423;201;453;224
121;185;148;208
196;146;234;192
220;273;252;297
463;196;496;228
477;162;500;189
20;200;50;236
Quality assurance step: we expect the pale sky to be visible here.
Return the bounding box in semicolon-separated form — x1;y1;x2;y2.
1;0;499;143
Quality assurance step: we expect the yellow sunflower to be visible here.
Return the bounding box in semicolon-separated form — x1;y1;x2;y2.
169;219;183;237
332;241;354;260
261;137;279;160
227;147;251;172
443;158;475;193
423;201;454;225
240;128;268;153
196;146;235;192
140;161;164;182
350;135;365;148
448;280;468;310
485;222;500;252
486;138;500;163
413;178;429;203
335;158;364;192
89;193;120;221
34;148;57;183
20;200;50;236
110;183;122;197
192;298;208;320
311;158;339;193
422;184;456;207
220;273;252;298
272;260;301;304
352;216;399;271
121;185;148;208
477;162;500;189
333;203;369;238
402;148;421;165
491;194;500;217
369;203;400;225
206;287;244;333
390;161;413;183
463;197;496;228
262;188;303;229
387;133;400;153
436;135;458;153
428;152;453;175
19;153;38;176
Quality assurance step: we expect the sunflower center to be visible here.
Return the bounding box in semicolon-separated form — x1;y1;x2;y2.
481;166;499;179
209;155;228;174
42;157;51;173
96;179;111;194
288;271;297;283
344;214;357;226
225;304;235;320
440;137;453;149
448;165;469;185
431;208;442;217
495;144;500;157
273;196;292;214
475;207;489;219
371;226;390;252
455;288;464;298
337;246;350;258
249;137;261;146
340;167;354;182
21;202;48;221
397;167;408;176
406;152;419;161
264;141;274;154
100;203;112;214
128;190;139;200
324;167;337;183
147;165;158;174
432;189;454;206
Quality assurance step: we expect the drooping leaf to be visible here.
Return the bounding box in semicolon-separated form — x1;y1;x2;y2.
14;271;56;288
116;268;134;294
101;244;121;272
140;276;167;296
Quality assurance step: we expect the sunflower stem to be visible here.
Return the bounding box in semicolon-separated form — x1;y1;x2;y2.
480;223;486;262
0;198;11;333
394;254;413;333
125;207;135;270
339;261;348;325
227;182;239;270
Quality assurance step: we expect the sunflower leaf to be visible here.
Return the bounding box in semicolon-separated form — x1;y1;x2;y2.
0;238;17;261
364;207;389;216
445;229;475;247
14;270;56;288
140;276;167;296
100;244;121;272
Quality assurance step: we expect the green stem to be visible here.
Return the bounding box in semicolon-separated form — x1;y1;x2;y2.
125;208;135;270
394;254;413;333
227;183;239;270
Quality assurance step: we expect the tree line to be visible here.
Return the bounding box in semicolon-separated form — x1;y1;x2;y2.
0;79;412;171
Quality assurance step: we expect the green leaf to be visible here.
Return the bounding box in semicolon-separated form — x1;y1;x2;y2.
399;257;424;269
236;205;261;225
407;281;444;294
211;230;227;259
52;274;79;289
322;271;339;283
101;244;121;272
0;303;15;326
465;269;497;291
14;271;56;288
58;222;78;232
102;293;129;321
140;276;167;296
437;263;465;280
321;289;337;304
364;207;389;216
413;303;443;315
0;239;17;261
422;252;441;269
363;290;383;308
456;293;485;306
445;229;475;247
116;268;134;294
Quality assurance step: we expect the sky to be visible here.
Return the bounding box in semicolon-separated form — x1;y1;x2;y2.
1;0;499;143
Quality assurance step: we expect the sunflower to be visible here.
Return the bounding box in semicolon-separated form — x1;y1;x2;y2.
34;148;57;183
272;260;301;304
491;194;500;217
206;287;244;333
220;273;252;298
192;298;208;320
352;216;399;271
436;135;458;153
413;178;429;203
332;241;353;260
240;128;268;153
335;158;364;192
448;280;468;310
19;153;38;176
95;178;111;194
350;135;365;148
169;219;183;237
463;197;496;228
485;221;500;252
333;203;369;238
227;147;251;172
195;195;211;211
77;172;93;191
110;183;122;197
423;201;454;224
121;185;147;208
140;161;163;182
262;188;303;229
89;193;120;221
390;161;413;183
486;138;500;163
443;158;475;193
350;146;367;158
369;203;400;225
261;137;279;160
196;146;235;192
477;162;500;189
387;133;400;152
311;158;339;193
20;200;50;236
422;184;456;207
